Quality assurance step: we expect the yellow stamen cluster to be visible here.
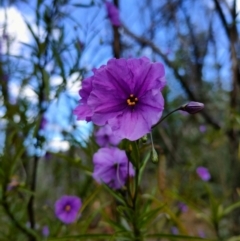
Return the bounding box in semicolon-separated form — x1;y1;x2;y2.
127;94;138;106
65;205;71;212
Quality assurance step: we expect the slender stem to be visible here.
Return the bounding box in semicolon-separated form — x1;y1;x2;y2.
131;141;142;241
150;132;154;153
152;107;181;129
27;155;39;235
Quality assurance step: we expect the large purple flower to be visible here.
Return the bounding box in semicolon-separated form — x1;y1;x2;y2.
74;57;166;141
93;147;135;189
95;125;121;147
105;1;121;27
55;195;82;224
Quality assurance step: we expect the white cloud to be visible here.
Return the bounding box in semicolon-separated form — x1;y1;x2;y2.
0;6;45;56
48;138;70;152
0;7;30;55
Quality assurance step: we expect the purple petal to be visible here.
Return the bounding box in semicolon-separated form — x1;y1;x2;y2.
95;125;121;147
92;147;134;189
138;90;164;126
109;109;150;141
126;58;165;96
73;76;93;121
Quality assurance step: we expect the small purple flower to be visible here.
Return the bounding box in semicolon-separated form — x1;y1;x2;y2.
177;202;188;213
198;230;205;238
42;225;49;237
55;195;82;224
93;147;135;189
105;1;121;27
180;101;204;114
171;226;178;235
74;57;166;141
199;125;207;133
95;125;121;147
196;167;211;181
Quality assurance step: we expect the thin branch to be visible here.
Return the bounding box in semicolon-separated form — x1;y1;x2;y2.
112;0;121;58
213;0;231;39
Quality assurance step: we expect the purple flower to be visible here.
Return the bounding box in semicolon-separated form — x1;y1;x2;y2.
196;167;211;181
198;230;205;238
93;147;135;189
74;57;166;141
105;1;121;27
42;226;49;237
171;226;178;235
55;195;82;224
95;125;121;147
180;101;204;114
199;125;206;133
177;202;188;213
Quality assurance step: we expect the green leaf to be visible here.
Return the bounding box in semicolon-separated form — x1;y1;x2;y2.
131;141;140;164
80;186;102;212
42;69;50;100
48;234;113;240
223;200;240;216
102;183;127;206
138;206;164;228
146;233;216;240
138;152;150;183
24;19;39;46
52;47;66;85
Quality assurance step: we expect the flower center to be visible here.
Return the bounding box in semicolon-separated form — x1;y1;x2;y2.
126;94;138;106
65;205;71;212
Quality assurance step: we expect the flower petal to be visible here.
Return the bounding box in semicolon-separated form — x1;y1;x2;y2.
109;109;150;141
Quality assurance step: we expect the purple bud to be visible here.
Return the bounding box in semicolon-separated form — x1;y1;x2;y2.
105;1;121;27
180;101;204;114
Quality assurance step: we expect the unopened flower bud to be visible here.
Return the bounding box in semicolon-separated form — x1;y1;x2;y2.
151;148;158;164
180;101;204;114
141;135;148;143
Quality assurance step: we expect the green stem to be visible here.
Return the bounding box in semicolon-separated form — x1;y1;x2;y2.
131;141;142;241
152;107;181;129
